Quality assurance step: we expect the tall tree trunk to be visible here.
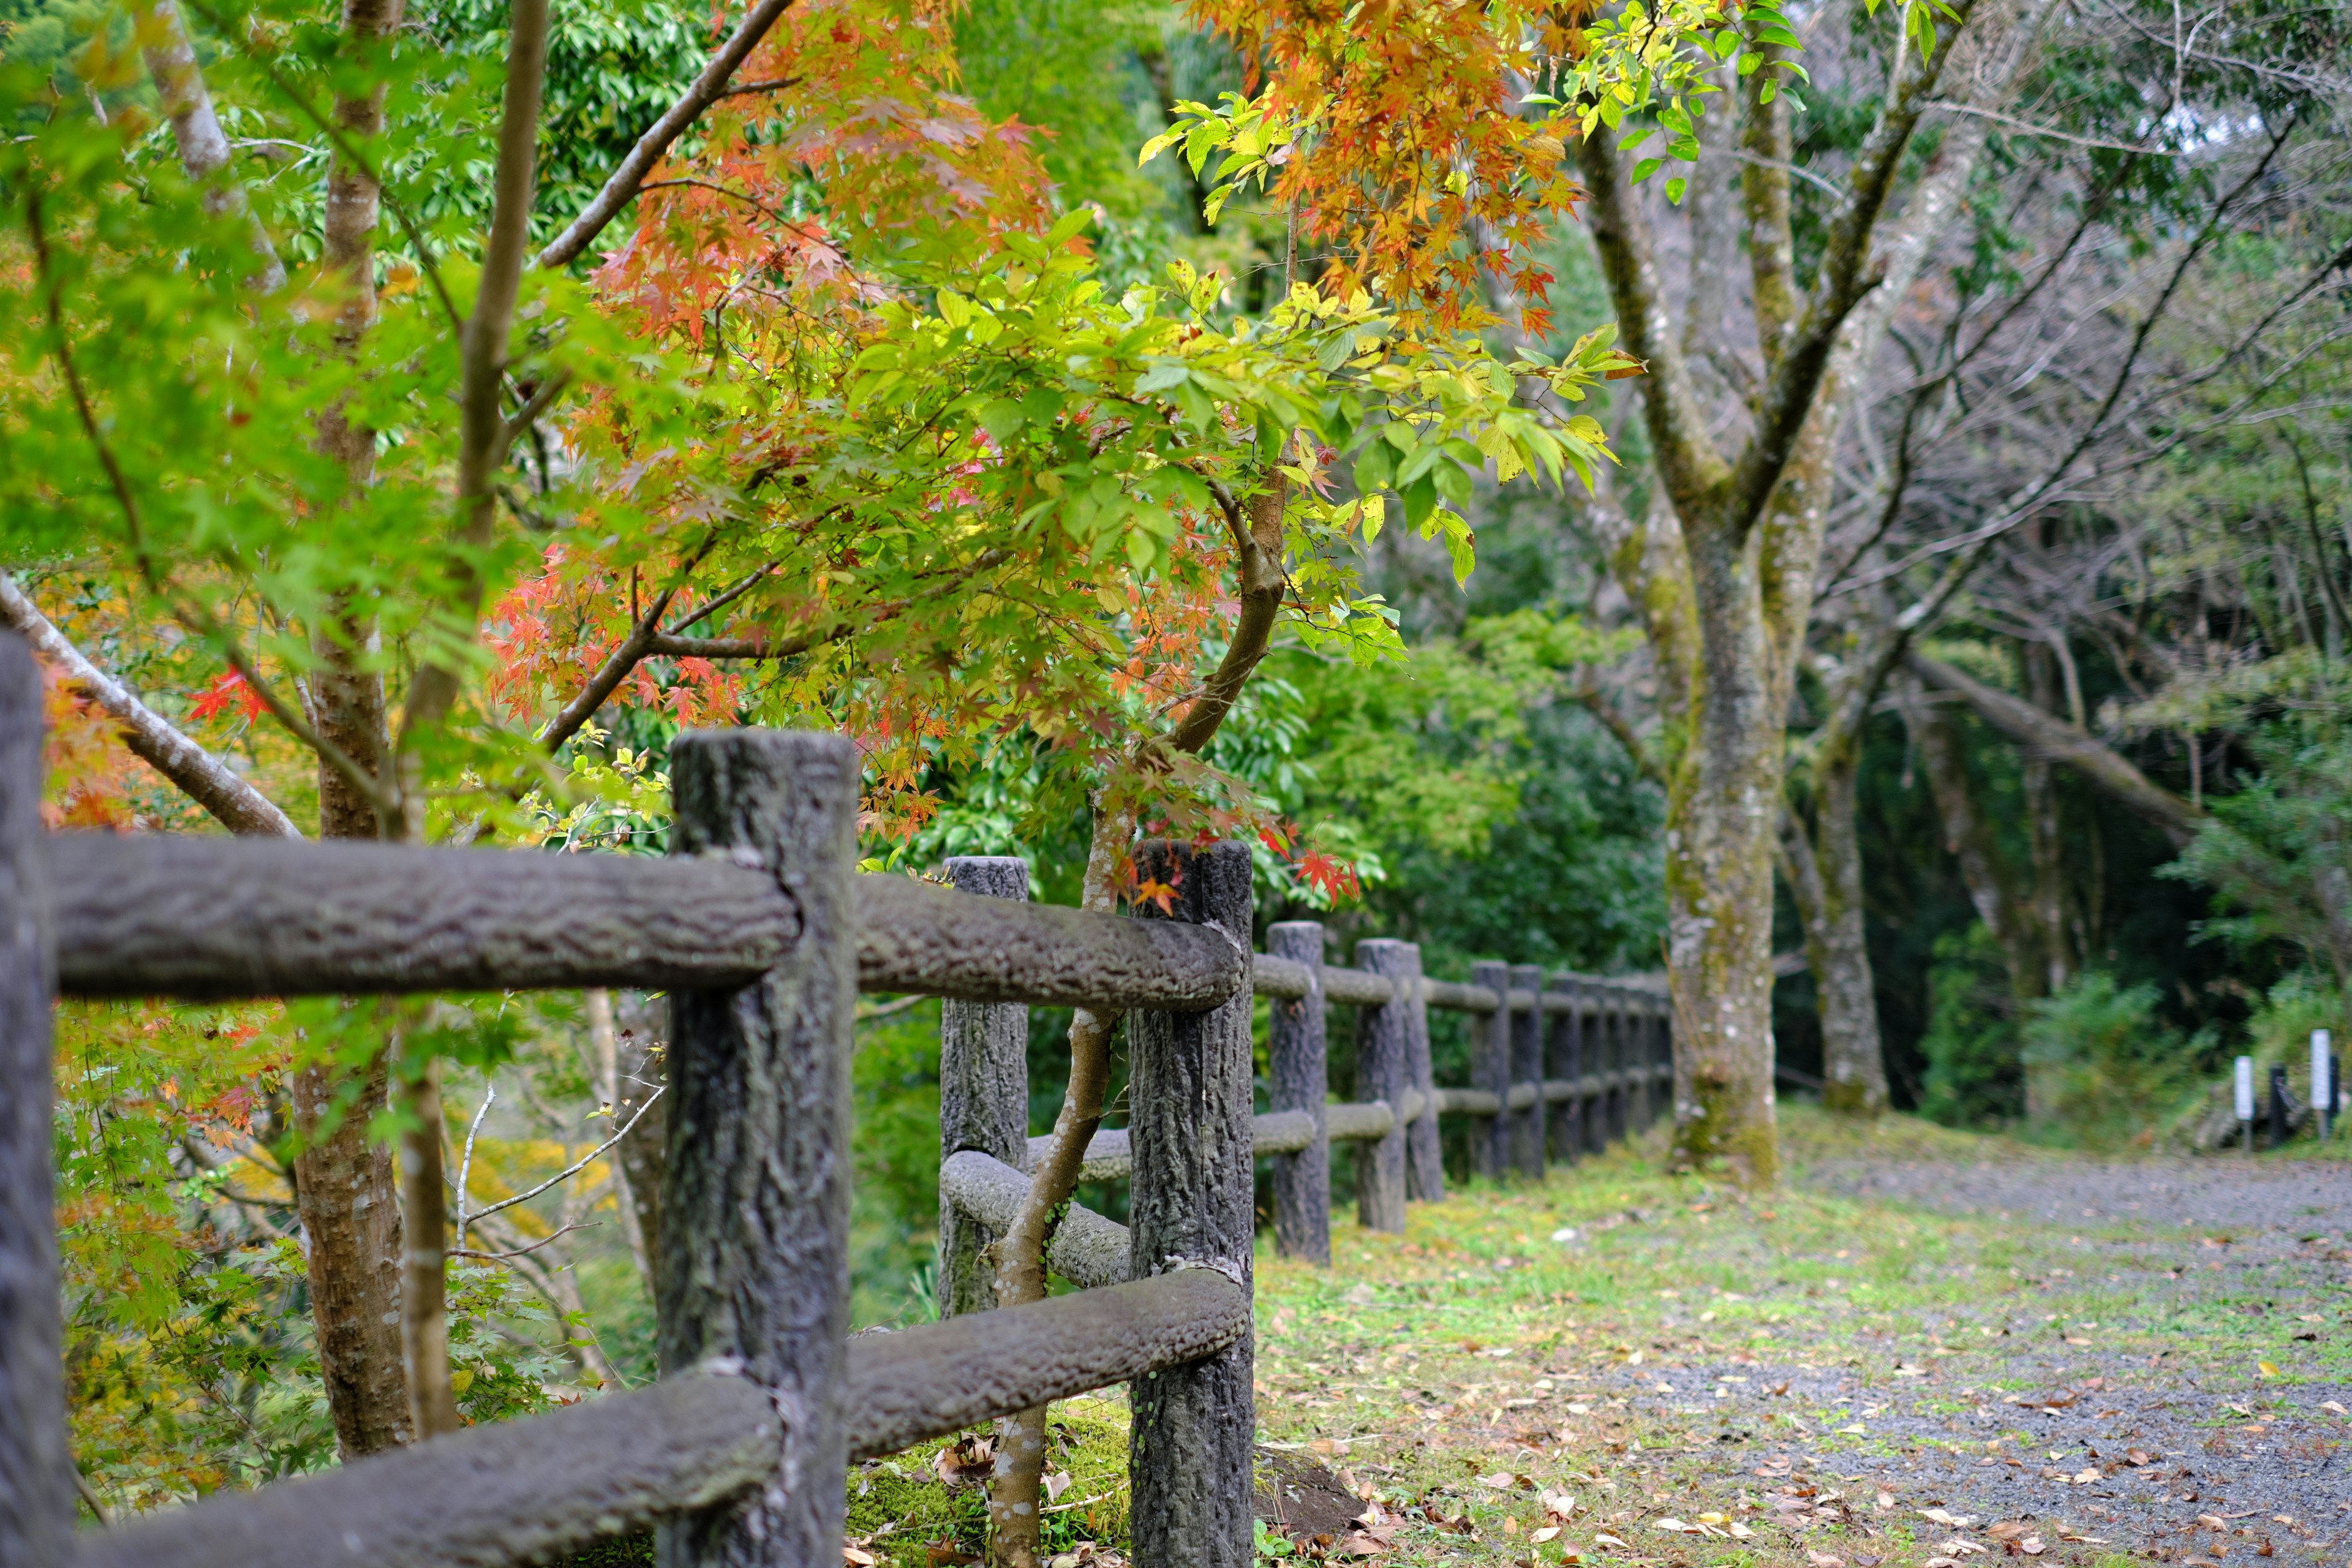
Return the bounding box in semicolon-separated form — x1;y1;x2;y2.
289;1050;409;1455
1663;513;1792;1184
2020;641;2076;995
290;0;411;1460
1779;731;1889;1114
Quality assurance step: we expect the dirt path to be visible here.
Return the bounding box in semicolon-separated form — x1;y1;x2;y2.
1249;1109;2352;1568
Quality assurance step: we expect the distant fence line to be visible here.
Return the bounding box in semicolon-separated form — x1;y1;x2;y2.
0;630;1672;1568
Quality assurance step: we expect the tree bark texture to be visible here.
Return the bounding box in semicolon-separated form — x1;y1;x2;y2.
1778;742;1889;1115
1397;951;1442;1202
290;1047;410;1457
659;731;858;1568
938;857;1031;1317
612;992;670;1295
0;633;72;1564
398;1050;461;1438
1126;840;1255;1568
1265;921;1330;1264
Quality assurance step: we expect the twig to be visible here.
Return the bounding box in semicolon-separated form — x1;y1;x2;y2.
451;1221;595;1262
454;1079;497;1249
459;1087;664;1231
533;0;805;271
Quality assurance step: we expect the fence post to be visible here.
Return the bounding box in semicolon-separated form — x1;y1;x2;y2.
1509;964;1545;1178
1354;939;1412;1233
1128;840;1255;1568
1267;920;1330;1264
939;856;1031;1316
661;731;858;1568
1600;988;1626;1147
1401;944;1443;1203
1545;973;1581;1166
1469;961;1509;1178
0;635;70;1566
1653;998;1674;1128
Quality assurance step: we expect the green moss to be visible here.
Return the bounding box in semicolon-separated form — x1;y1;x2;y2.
846;1396;1134;1567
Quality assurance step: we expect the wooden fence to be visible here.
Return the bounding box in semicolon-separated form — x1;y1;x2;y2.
0;632;1668;1568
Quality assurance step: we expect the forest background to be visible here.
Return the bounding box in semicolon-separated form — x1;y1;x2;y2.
3;0;2348;1527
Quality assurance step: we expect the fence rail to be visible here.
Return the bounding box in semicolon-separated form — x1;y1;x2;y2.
0;627;1673;1568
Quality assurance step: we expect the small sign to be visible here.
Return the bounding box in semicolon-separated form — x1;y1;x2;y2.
2315;1030;2334;1118
2234;1055;2256;1122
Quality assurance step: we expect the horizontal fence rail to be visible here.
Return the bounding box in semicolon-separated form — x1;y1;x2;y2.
70;1274;1249;1568
0;622;1679;1568
48;837;1249;1011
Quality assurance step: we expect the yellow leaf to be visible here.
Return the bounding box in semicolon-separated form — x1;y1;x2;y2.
2258;1360;2280;1377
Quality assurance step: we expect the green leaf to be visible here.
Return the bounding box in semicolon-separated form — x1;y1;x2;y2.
1666;177;1689;205
1630;157;1666;184
1354;444;1395;495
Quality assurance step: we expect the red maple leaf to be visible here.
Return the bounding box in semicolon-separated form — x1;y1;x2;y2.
188;671;266;723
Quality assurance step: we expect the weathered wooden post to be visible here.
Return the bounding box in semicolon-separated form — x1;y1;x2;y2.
1598;987;1624;1147
1400;944;1443;1204
1267;920;1330;1264
660;731;858;1568
1128;840;1254;1568
1651;998;1673;1127
1471;960;1510;1178
939;856;1031;1315
0;635;70;1566
1545;973;1582;1166
1509;963;1545;1178
1632;993;1655;1131
1353;938;1412;1233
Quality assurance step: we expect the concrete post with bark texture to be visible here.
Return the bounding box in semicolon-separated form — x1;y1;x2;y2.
1470;960;1510;1179
1599;990;1625;1145
0;634;70;1566
938;857;1031;1315
1545;975;1581;1163
1352;939;1411;1234
660;731;858;1568
1509;963;1544;1177
1400;945;1442;1204
1266;921;1329;1264
1652;1001;1673;1127
1127;840;1254;1568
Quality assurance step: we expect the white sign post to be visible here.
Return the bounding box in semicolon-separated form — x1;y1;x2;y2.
2316;1030;2336;1140
2235;1055;2257;1153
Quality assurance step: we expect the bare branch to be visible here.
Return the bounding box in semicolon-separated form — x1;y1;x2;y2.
0;573;302;839
532;0;804;271
1907;650;2203;844
459;1086;665;1232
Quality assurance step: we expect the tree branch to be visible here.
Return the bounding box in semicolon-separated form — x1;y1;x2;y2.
1740;43;1798;364
133;0;284;291
397;0;552;836
1727;0;1986;536
1164;482;1287;756
1906;650;2203;845
0;574;302;839
1574;127;1732;519
532;0;804;271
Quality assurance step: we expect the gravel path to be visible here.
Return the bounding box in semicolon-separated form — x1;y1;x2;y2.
1704;1156;2352;1563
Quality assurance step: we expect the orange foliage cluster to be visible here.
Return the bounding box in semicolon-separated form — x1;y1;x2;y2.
41;662;141;830
591;0;1054;339
1197;0;1595;336
484;543;747;729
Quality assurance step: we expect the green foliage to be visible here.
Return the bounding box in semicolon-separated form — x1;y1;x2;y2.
956;0;1168;221
2019;970;2203;1150
1915;924;2020;1129
850;1000;949;1327
2168;704;2352;993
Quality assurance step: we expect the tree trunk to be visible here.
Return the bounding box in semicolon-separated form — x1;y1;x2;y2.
288;0;412;1460
1900;677;2059;1110
1779;736;1889;1114
1661;508;1789;1185
288;1050;409;1456
612;992;669;1300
